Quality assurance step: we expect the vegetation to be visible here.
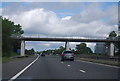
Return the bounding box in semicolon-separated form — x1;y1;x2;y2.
39;46;65;55
2;16;24;57
25;48;35;55
106;30;119;56
75;43;93;54
54;46;65;54
40;43;93;55
109;31;117;37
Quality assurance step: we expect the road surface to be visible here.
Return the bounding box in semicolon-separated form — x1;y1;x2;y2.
2;55;119;80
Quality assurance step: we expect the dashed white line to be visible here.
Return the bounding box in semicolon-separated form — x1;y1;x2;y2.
67;65;71;67
8;55;40;81
61;62;64;64
79;70;86;73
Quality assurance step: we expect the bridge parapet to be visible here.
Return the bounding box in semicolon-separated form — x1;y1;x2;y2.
12;34;109;39
12;36;119;43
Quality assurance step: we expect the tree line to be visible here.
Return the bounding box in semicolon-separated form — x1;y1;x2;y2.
2;16;35;57
39;43;93;55
2;16;24;57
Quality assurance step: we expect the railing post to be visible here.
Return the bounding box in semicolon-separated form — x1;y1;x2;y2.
110;42;114;57
21;40;25;56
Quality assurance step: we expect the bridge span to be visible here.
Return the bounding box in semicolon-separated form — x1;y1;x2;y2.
13;37;119;57
14;37;119;42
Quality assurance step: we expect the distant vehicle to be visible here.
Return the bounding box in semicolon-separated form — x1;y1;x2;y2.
61;50;74;61
41;53;45;56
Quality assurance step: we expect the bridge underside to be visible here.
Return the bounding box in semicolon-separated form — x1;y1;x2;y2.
17;37;119;43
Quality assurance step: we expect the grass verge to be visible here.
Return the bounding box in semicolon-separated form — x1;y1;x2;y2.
2;57;27;63
2;55;34;63
76;58;119;67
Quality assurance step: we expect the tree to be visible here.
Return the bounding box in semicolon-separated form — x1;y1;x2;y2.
53;46;65;54
109;31;117;37
75;43;93;54
40;46;65;55
25;48;35;55
2;17;24;57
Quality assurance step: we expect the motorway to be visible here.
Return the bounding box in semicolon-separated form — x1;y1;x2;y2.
2;55;119;80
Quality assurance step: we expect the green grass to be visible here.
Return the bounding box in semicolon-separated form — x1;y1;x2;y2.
76;58;119;67
2;56;26;63
2;57;11;63
2;52;22;63
2;53;34;63
2;52;19;63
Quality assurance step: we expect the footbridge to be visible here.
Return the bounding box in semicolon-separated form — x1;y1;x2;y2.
13;36;119;57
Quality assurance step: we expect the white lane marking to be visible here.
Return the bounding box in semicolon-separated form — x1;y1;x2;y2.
79;70;86;73
8;55;40;81
75;60;120;68
67;65;71;67
61;62;64;64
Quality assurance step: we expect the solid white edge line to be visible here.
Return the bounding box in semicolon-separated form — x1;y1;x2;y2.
8;55;40;81
75;60;120;68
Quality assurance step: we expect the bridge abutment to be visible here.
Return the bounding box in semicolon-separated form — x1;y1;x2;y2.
21;40;25;56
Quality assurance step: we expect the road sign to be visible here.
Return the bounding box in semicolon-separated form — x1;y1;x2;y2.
17;49;21;53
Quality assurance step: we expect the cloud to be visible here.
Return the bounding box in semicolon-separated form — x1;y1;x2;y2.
4;6;117;38
61;16;71;20
0;8;2;16
2;2;118;51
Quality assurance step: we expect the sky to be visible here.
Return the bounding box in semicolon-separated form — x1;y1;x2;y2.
1;1;119;52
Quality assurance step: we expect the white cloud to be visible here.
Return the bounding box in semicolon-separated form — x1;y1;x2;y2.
61;16;71;20
4;6;116;38
2;2;118;51
4;8;60;34
0;8;2;16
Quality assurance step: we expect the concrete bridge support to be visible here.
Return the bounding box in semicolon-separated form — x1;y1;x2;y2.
21;40;25;56
110;42;114;57
65;41;70;50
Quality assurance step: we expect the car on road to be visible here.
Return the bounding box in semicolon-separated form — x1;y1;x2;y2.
41;53;45;56
61;50;74;61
